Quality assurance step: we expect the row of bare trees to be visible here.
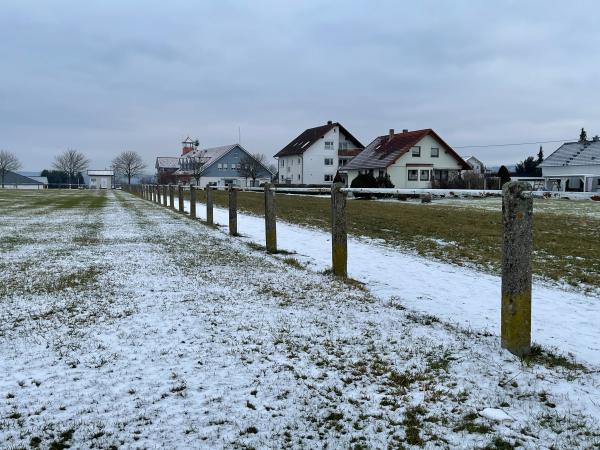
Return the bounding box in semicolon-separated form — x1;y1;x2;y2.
0;148;147;188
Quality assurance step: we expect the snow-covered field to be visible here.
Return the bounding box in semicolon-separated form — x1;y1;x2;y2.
180;196;600;366
2;190;600;449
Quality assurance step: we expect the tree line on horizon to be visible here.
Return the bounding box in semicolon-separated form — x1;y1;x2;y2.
0;149;147;188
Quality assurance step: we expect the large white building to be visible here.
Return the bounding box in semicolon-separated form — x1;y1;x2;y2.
540;138;600;192
343;128;470;188
274;121;364;185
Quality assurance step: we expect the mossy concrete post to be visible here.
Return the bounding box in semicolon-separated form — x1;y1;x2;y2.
178;185;184;212
331;182;347;277
162;185;167;207
169;184;175;209
264;183;277;253
501;181;533;357
190;186;197;219
228;186;238;236
206;187;214;225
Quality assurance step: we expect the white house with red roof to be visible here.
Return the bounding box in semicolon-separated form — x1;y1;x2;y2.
274;121;364;185
343;128;470;188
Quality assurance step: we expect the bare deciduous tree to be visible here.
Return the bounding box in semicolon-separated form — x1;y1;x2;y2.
238;153;270;187
0;150;21;188
53;149;90;187
112;151;147;185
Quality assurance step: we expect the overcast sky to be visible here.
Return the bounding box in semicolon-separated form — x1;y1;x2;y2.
2;0;600;171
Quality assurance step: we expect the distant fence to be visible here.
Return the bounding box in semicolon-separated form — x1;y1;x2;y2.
124;182;576;358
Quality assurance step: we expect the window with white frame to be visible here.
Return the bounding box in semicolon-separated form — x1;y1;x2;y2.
325;141;334;150
408;170;418;180
431;147;439;158
420;170;430;181
281;160;285;167
223;163;228;169
218;163;223;170
298;158;301;164
324;174;333;182
324;158;334;165
339;141;349;150
411;146;421;157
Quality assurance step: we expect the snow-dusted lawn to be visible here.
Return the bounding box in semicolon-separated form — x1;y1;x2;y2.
2;190;600;449
180;196;600;366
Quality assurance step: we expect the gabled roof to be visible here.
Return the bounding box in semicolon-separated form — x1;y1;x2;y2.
344;129;470;170
274;122;364;157
178;144;276;176
156;157;180;169
540;140;600;167
2;171;44;185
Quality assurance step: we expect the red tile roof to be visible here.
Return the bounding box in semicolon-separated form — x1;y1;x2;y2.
344;129;470;170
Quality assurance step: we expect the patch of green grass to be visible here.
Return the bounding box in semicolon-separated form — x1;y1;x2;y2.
403;405;426;446
283;257;304;269
483;436;515;449
453;412;493;434
523;344;587;372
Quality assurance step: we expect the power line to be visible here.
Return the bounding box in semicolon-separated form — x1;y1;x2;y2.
454;138;575;149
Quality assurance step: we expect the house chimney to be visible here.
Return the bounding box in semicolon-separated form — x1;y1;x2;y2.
403;129;408;133
389;129;395;139
327;120;333;125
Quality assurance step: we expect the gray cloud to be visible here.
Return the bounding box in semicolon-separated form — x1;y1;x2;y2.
2;0;600;171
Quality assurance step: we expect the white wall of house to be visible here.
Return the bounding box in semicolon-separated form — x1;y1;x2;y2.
346;134;463;188
278;126;357;185
191;176;272;188
542;165;600;191
89;175;113;189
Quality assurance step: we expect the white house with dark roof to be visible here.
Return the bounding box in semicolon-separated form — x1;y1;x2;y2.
1;171;47;189
274;121;364;185
540;137;600;191
343;128;470;188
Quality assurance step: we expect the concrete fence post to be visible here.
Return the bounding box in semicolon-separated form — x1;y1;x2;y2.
228;186;238;236
206;187;214;225
331;182;347;277
154;185;158;203
264;183;277;253
178;185;184;212
501;181;533;357
162;185;167;206
169;185;175;209
190;186;197;219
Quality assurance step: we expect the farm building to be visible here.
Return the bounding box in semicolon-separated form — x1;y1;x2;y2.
87;170;114;189
343;128;470;188
1;171;47;189
540;138;600;192
274;121;364;185
161;138;273;187
155;157;179;185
